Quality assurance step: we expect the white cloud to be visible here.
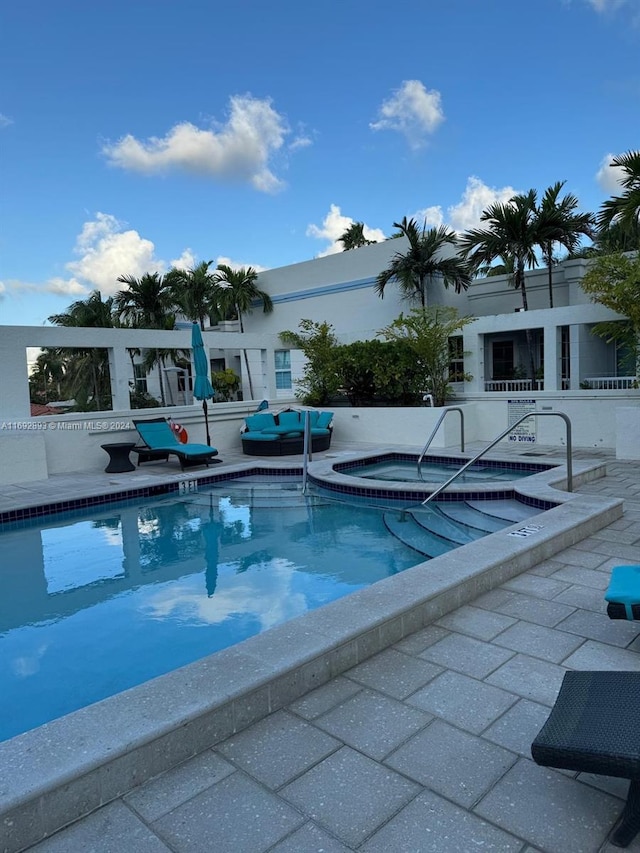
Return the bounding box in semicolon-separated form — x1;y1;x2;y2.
215;255;268;273
446;176;519;232
4;215;267;304
306;204;386;257
288;135;312;152
46;277;89;296
585;0;629;12
596;153;627;193
0;113;13;128
370;80;444;149
412;206;444;228
65;213;163;296
169;249;198;270
102;94;304;194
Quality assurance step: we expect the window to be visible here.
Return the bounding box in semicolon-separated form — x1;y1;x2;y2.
492;340;514;380
133;363;147;393
448;336;465;382
275;349;292;390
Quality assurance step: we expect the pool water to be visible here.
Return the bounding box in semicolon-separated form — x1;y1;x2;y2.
343;459;538;483
0;479;424;741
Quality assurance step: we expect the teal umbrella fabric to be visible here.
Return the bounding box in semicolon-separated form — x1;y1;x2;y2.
192;322;215;445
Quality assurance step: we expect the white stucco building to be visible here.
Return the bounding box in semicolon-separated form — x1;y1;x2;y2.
0;239;638;485
249;239;635;395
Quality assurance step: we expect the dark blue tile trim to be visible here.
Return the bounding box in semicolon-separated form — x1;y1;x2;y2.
334;452;555;475
0;467;304;530
0;459;556;532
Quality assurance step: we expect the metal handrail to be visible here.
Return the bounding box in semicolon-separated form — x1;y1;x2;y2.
421;411;573;505
417;407;465;481
301;411;311;494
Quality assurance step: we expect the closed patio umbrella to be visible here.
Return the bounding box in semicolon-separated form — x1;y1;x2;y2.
191;322;215;445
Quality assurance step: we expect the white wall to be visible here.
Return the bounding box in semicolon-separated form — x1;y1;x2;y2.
1;395;638;486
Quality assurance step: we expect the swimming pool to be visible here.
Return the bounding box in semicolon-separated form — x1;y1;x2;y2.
335;452;556;484
0;473;544;742
0;478;417;741
0;453;622;853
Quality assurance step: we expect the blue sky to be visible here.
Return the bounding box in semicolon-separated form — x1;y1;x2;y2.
1;0;638;327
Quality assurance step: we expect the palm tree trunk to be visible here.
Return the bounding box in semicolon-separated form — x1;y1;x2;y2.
92;360;100;410
517;260;529;312
545;243;554;308
156;350;166;405
419;275;427;308
238;310;255;400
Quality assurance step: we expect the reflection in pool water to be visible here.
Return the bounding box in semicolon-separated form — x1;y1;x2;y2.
0;481;423;741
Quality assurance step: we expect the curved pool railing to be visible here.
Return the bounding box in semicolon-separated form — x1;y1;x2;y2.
417;407;465;481
422;412;573;505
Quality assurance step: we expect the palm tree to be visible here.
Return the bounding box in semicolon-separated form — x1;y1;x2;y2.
375;218;472;308
536;182;596;307
461;191;546;313
460;191;557;380
165;261;219;330
213;265;273;400
114;272;176;405
29;348;66;404
48;289;115;329
594;219;640;254
48;290;115;410
598;150;640;231
338;222;376;251
483;256;515;277
114;272;175;329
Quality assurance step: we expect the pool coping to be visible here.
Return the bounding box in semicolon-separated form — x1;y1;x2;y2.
0;453;623;852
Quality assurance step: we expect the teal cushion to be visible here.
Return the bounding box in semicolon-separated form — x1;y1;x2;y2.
263;425;303;436
135;420;179;448
242;432;279;441
277;411;301;429
316;411;333;429
152;444;218;456
305;411;320;427
605;565;640;619
309;428;330;436
245;413;277;432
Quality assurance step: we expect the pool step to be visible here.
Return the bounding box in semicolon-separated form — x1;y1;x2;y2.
382;511;453;558
409;506;487;545
186;482;309;511
383;500;541;557
466;499;542;523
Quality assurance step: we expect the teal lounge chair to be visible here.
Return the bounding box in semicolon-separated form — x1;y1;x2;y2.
133;418;221;470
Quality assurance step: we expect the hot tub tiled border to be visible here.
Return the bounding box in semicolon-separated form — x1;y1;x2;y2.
333;451;555;475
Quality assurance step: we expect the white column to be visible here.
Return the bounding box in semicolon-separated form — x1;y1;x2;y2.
463;331;484;392
543;325;560;391
569;325;581;390
108;346;132;412
0;345;31;419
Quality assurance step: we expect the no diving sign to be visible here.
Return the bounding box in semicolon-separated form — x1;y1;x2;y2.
508;399;536;443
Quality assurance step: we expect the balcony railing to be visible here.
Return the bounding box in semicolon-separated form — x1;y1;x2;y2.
484;380;544;392
582;376;637;390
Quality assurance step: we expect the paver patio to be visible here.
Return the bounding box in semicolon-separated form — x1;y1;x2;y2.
7;446;640;853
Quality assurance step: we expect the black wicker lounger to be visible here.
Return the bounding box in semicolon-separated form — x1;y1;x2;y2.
133;418;221;470
532;670;640;848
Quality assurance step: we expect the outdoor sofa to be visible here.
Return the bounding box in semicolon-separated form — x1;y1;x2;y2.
133;417;221;470
241;409;333;456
